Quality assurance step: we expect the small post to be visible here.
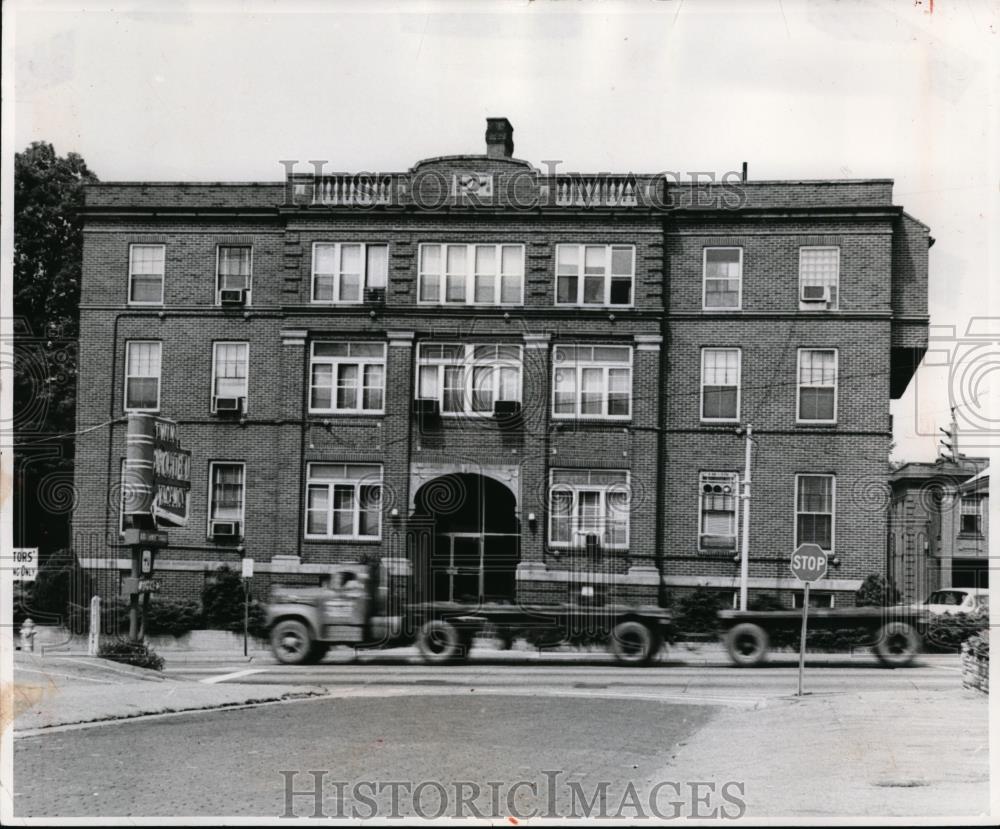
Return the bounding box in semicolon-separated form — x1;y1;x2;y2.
797;582;810;696
243;578;249;657
20;618;36;653
88;596;101;656
739;425;753;610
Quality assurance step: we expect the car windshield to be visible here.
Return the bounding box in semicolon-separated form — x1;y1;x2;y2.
925;590;967;606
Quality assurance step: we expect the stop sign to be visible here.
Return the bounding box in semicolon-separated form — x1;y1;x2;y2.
789;543;828;583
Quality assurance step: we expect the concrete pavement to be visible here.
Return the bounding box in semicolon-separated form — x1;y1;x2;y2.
11;652;324;735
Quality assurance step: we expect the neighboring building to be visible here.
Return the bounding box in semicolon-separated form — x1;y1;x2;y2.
888;459;989;602
72;118;930;610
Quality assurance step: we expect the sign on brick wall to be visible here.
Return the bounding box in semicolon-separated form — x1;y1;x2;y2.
122;414;191;527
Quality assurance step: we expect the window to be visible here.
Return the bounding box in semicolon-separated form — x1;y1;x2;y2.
960;497;983;535
797;349;838;423
552;345;632;419
417;343;522;414
310;342;386;414
305;463;382;539
208;463;245;534
312;243;388;303
124;341;161;411
128;244;165;305
216;246;252;303
799;247;839;308
796;474;835;552
791;591;834;609
549;469;630;550
699;472;739;550
703;248;742;310
701;348;741;421
555;244;635;306
418;244;523;305
211;342;249;412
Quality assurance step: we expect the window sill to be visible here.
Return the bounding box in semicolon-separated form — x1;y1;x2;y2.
308;411;385;418
795;420;838;427
700;419;740;426
303;537;383;544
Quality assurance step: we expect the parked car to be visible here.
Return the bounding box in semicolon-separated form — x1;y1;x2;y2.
916;588;988;616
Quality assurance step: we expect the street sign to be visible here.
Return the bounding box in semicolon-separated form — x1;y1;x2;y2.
122;528;169;547
141;549;154;575
137;578;162;594
10;548;38;582
789;543;828;583
241;557;254;578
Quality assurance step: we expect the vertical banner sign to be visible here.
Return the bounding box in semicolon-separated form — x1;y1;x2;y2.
123;414;191;527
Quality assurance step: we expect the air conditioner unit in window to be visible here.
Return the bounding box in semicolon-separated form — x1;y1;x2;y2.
214;397;245;415
210;520;241;539
801;285;831;303
412;398;440;418
364;287;386;306
493;400;522;420
220;289;246;305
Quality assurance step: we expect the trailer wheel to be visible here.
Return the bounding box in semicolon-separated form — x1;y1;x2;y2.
416;620;468;665
609;620;660;665
725;623;769;667
874;622;919;668
270;619;313;665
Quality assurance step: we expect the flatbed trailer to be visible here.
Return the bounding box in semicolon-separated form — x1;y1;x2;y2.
717;606;929;668
265;564;675;666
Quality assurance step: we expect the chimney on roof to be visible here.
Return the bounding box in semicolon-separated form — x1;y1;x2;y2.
485;117;514;159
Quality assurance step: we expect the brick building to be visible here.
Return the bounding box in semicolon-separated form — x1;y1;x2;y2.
72;118;930;610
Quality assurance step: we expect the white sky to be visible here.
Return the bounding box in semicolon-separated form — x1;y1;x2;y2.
9;0;1000;461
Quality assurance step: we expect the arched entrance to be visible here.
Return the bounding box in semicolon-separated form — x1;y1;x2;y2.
412;474;519;603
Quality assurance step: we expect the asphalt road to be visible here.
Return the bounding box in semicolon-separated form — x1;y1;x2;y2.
13;653;971;819
14;694;718;818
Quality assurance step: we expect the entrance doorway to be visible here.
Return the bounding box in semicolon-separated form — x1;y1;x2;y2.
412;474;519;603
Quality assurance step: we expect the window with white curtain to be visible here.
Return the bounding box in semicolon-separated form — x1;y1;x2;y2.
124;341;161;411
211;342;249;411
305;463;383;539
216;246;252;303
312;243;388;303
549;469;630;550
418;243;524;305
797;349;838;422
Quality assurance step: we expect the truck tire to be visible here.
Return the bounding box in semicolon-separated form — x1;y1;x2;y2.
725;622;769;667
416;620;469;665
271;619;313;665
609;620;660;665
874;622;919;668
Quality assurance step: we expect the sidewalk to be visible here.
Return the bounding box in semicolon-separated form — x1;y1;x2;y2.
11;652;323;734
668;686;990;818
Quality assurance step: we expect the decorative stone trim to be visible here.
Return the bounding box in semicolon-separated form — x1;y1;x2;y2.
388;330;416;347
280;329;308;346
523;333;552;350
516;563;656;586
661;574;863;592
634;334;663;352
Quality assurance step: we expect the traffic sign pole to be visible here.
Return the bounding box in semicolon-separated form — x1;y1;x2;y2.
798;582;810;696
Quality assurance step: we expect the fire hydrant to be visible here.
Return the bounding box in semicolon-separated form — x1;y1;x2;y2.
20;618;36;652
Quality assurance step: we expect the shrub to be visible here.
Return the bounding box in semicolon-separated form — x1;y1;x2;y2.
144;599;203;637
675;587;722;634
924;610;988;652
98;636;165;671
202;566;268;638
748;592;785;612
856;573;901;607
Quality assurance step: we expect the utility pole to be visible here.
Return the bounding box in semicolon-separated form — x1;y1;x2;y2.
739;424;753;611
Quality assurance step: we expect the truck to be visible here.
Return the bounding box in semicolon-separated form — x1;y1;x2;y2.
716;606;929;668
265;563;675;666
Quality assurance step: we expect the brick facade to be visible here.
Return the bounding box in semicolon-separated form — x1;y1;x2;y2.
73;120;929;612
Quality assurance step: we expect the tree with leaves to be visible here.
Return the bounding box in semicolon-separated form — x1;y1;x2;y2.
13;142;98;554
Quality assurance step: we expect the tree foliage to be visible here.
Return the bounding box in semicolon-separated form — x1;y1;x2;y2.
13;142;98;552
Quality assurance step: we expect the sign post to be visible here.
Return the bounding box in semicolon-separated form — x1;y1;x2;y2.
789;543;829;697
122;414;190;641
242;558;254;657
